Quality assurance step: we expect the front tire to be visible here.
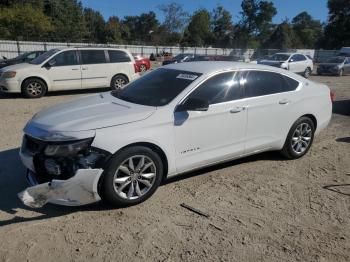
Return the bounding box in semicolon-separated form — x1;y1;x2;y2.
281;117;315;159
22;78;47;98
101;146;163;207
139;64;147;72
111;75;128;91
303;67;311;78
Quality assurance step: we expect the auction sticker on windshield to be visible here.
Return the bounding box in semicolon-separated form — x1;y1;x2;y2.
176;74;199;81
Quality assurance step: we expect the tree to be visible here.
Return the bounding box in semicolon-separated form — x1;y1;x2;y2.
181;9;212;47
43;0;87;42
292;12;323;48
211;5;234;47
158;2;188;33
238;0;277;47
0;4;53;40
105;16;123;43
323;0;350;49
263;20;300;49
84;8;106;43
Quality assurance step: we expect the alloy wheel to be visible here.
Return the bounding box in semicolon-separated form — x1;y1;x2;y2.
114;78;126;90
291;123;312;154
27;82;43;96
113;155;157;200
139;64;147;72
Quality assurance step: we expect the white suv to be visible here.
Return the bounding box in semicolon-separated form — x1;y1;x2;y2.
0;47;139;98
258;53;314;78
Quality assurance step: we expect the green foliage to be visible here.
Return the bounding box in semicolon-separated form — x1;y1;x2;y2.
291;12;323;48
323;0;350;49
181;9;212;47
0;4;53;40
43;0;86;42
211;5;234;48
263;21;300;49
84;8;106;43
105;16;123;44
158;2;188;33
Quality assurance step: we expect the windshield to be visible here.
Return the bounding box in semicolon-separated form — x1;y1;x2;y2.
326;57;345;63
269;54;290;61
173;54;189;61
112;68;202;106
29;49;59;65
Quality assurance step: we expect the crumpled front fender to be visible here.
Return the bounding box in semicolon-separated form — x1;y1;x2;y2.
18;169;103;208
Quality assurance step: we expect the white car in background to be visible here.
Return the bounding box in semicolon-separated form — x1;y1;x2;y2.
0;47;139;98
258;53;314;78
18;62;332;208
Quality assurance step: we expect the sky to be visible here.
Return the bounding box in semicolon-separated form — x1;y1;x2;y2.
80;0;329;24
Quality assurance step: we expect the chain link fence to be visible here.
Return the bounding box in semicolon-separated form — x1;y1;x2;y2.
0;39;340;63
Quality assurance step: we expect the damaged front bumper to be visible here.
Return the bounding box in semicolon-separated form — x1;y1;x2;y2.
18;169;103;208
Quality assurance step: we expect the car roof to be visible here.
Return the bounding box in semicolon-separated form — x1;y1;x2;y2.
164;61;276;74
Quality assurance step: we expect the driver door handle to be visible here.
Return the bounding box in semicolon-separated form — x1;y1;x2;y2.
230;107;246;113
279;99;291;105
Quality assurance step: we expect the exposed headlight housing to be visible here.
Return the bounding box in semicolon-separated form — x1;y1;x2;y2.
44;138;93;157
2;71;16;78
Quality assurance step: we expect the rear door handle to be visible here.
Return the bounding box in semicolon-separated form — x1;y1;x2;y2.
82;67;88;70
71;68;79;71
279;99;291;105
230;107;246;113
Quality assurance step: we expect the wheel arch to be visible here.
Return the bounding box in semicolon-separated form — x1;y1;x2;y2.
21;76;49;92
301;114;317;129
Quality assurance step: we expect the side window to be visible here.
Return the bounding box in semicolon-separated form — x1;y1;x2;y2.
187;72;242;105
243;71;284;98
26;52;36;60
108;50;131;63
290;55;298;62
81;50;106;64
283;76;300;92
297;54;307;61
49;50;78;66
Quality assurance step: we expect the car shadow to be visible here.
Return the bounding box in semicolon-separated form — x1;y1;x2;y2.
333;99;350;116
323;184;350;196
164;151;285;185
0;148;111;227
0;148;286;227
336;137;350;143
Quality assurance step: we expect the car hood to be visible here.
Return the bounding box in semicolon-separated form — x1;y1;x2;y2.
259;60;285;65
0;62;34;71
26;92;156;133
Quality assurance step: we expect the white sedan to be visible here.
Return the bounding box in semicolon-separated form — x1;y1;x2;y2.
258;53;314;78
18;62;332;208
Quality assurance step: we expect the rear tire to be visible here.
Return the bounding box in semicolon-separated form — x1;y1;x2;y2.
111;75;128;91
281;117;315;159
21;78;47;98
101;146;163;207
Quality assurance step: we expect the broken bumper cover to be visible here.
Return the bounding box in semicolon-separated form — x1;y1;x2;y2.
18;168;103;208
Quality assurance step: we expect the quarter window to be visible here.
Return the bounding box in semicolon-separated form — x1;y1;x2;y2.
243;71;285;97
283;76;299;92
49;50;78;66
108;50;131;63
81;50;106;64
188;72;242;105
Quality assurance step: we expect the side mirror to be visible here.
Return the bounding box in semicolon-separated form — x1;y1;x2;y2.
176;97;209;112
2;56;7;60
44;60;55;68
289;58;294;63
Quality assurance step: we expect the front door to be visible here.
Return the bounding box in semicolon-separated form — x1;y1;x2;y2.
80;50;109;89
46;50;81;91
174;71;247;173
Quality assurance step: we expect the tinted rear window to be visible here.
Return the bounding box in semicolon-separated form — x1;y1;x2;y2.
81;50;106;64
113;68;202;106
244;70;284;97
283;76;299;91
108;50;131;63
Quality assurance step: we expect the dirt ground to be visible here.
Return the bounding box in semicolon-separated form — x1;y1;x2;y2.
0;73;349;262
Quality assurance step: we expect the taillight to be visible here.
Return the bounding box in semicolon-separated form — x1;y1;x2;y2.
133;63;138;73
330;90;335;102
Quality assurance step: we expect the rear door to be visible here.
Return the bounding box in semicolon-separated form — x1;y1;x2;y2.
46;50;81;91
289;54;307;73
241;70;300;153
107;50;134;79
80;49;109;89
